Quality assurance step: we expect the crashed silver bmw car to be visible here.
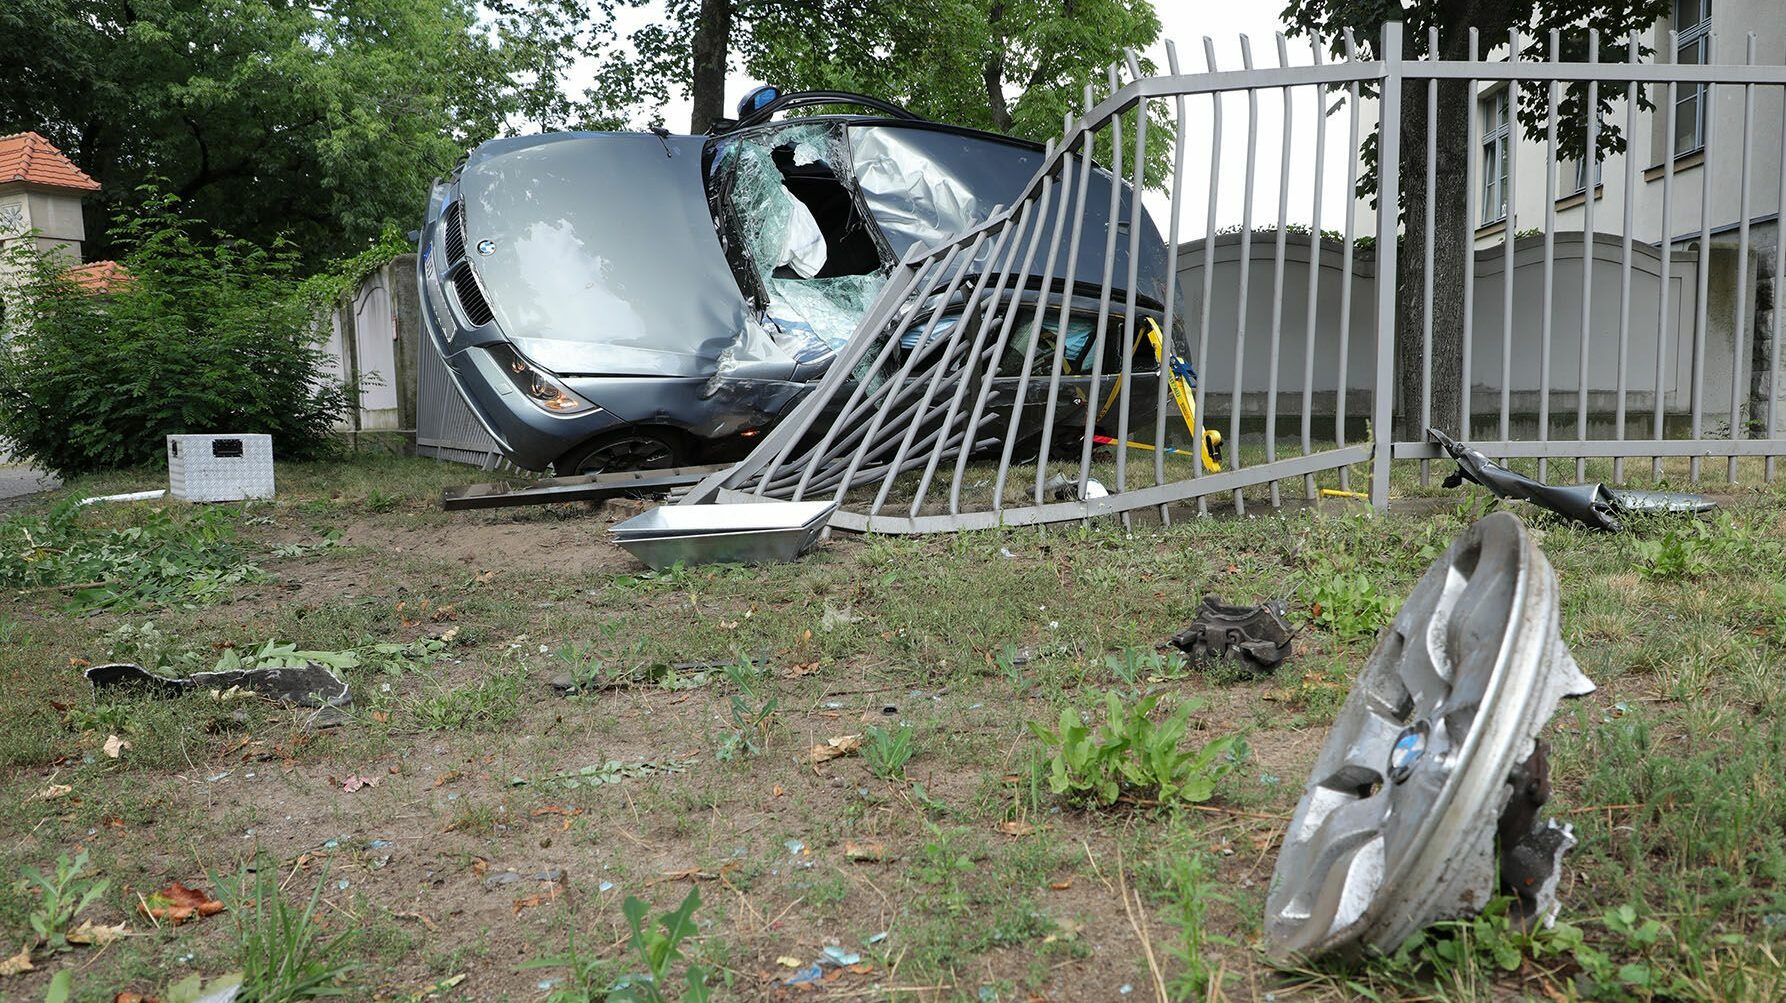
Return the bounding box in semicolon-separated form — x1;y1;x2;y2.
418;92;1173;473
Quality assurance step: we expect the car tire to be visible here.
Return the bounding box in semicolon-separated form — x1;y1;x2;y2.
556;428;689;475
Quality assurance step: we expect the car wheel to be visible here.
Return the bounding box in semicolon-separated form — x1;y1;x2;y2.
558;429;687;475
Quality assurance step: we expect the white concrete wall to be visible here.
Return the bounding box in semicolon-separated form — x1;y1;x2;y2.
1175;230;1749;431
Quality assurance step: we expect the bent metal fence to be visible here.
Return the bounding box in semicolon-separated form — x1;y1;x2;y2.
685;23;1786;532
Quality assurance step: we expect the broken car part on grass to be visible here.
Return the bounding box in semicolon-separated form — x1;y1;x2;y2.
419;91;1166;476
607;500;834;570
1164;595;1296;674
85;662;350;708
1428;428;1715;532
1264;511;1595;961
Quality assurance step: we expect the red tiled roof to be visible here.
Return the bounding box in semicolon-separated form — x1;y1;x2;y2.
65;260;132;292
0;132;101;192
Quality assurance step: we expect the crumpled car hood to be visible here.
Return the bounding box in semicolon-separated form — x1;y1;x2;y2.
456;132;753;378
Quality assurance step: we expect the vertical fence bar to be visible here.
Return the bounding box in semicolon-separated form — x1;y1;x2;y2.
823;240;987;510
986;181;1069;514
1158;41;1190;523
1034;91;1098;505
1501;29;1522;446
1730;34;1756;483
1653;43;1678;483
1537;29;1560;483
1116;50;1150;528
1370;21;1403;509
1614;31;1639;484
1301;35;1327;499
1265;33;1294;508
901;198;1032;516
1230;35;1260;515
1193;39;1224;514
1336;29;1361;492
1771;68;1786;482
1689;58;1716;484
1576;31;1600;484
1075;65;1125;506
1461;28;1479;442
1419;25;1437;485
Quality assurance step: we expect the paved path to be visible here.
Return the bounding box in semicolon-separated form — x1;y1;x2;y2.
0;463;59;501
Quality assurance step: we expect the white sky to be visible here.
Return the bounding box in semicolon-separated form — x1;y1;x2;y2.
566;4;1364;240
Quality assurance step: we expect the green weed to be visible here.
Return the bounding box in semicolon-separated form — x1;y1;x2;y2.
412;671;523;731
22;850;110;952
1305;566;1397;640
863;722;915;780
1028;692;1244;807
716;656;776;760
220;859;359;1001
1148;824;1231;1001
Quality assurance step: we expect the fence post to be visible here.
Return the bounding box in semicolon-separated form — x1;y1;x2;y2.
1370;21;1404;509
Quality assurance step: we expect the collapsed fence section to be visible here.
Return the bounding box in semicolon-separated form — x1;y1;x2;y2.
686;34;1393;530
687;21;1786;532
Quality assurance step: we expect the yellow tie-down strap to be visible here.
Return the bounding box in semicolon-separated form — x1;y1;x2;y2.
1094;318;1222;473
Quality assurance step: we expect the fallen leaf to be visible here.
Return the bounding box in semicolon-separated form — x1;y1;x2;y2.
776;955;805;968
370;711;389;723
783;661;822;678
997;820;1036;837
34;783;72;800
475;569;497;584
140;882;224;925
1048;878;1074;891
0;944;31;976
68;919;129;946
843;840;888;862
808;734;862;764
341;775;379;793
772;784;786;798
847;963;875;975
432;770;463;788
512;887;561;914
103;734;130;758
114;993;156;1003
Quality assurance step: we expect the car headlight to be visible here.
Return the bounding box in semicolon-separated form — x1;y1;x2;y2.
483;344;599;415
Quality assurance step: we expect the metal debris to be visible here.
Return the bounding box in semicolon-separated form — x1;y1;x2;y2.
1264;512;1595;961
1428;428;1714;532
1165;595;1296;673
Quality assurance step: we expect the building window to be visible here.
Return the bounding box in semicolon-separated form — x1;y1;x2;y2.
1481;88;1510;223
1674;0;1711;156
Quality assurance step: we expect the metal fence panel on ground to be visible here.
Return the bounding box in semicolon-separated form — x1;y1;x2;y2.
686;22;1786;531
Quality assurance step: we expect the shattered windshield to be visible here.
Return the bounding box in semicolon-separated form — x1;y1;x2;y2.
706;123;889;378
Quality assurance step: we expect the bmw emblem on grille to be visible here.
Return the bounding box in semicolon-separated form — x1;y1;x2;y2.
476;239;496;256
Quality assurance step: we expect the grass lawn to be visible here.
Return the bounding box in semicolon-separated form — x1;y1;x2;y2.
0;452;1783;1002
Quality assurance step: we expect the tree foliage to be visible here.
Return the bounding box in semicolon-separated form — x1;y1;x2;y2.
0;0;586;267
1283;0;1670;203
0;190;352;474
578;0;1164;149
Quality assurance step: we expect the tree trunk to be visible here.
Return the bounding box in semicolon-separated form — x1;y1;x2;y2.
689;0;733;133
1393;26;1474;442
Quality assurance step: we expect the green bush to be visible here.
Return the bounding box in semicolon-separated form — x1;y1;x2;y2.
0;189;351;474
